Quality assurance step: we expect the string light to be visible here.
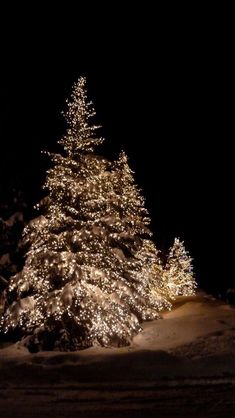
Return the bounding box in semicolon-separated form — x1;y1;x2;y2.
0;78;196;351
163;238;196;299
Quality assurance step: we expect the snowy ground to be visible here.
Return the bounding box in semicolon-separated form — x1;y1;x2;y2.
1;291;235;417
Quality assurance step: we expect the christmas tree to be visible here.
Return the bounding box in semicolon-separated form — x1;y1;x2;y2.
1;77;170;351
164;238;196;299
110;152;171;315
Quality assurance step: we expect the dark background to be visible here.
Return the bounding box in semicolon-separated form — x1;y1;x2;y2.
0;7;232;294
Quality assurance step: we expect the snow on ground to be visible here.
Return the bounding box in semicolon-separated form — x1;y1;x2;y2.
1;291;235;417
134;291;235;359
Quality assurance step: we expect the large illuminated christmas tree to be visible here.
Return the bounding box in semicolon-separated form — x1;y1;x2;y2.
1;77;171;351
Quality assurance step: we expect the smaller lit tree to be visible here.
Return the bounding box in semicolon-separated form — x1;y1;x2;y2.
164;238;196;299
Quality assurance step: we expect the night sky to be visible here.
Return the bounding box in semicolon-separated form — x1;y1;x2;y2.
0;9;231;293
